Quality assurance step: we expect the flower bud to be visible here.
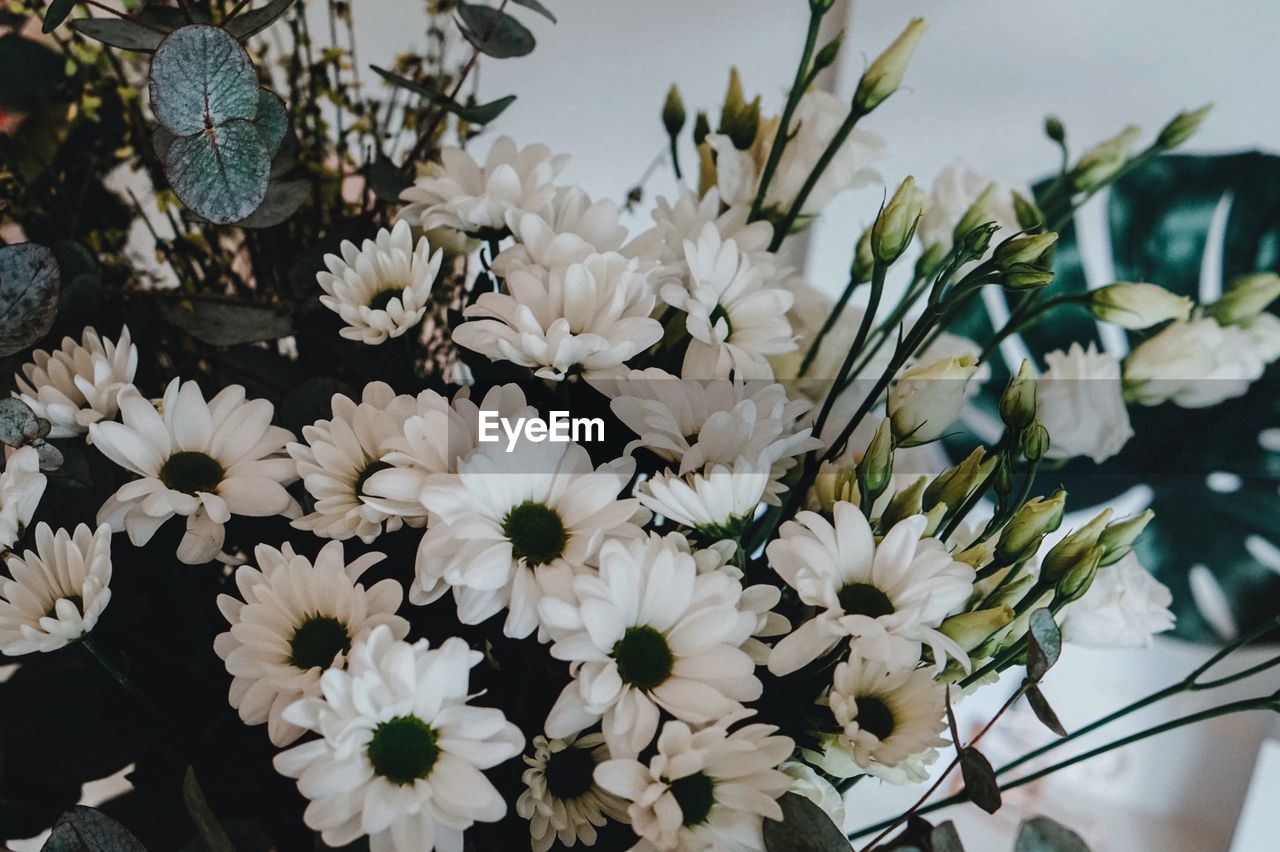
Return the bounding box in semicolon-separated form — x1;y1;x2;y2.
852;227;875;284
693;110;711;147
1044;116;1066;145
1000;359;1038;431
1089;282;1192;330
1097;508;1154;566
1041;508;1113;583
1211;273;1280;326
1156;104;1212;150
922;447;992;513
1055;543;1105;604
941;606;1016;652
856;418;894;507
922;502;947;537
958;221;999;258
1012;191;1043;230
954;536;996;569
812;461;858;513
812;32;843;74
952;182;1000;245
915;241;949;279
663;84;686;137
1020;422;1050;461
871;176;925;264
854;18;926;112
718;69;760;150
991;454;1014;497
995;232;1057;268
1071;125;1141;192
880;475;926;530
889;352;978;446
995;490;1065;565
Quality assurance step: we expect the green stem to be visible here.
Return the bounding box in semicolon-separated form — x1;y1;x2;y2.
798;270;860;378
811;263;886;441
769;102;869;251
80;635;164;720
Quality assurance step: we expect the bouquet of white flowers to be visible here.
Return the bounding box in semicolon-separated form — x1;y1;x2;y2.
1;2;1277;851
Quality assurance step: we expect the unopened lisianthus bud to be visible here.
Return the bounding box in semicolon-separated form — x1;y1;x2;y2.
1000;359;1038;431
959;222;999;258
1089;282;1192;330
995;490;1066;565
1098;508;1154;566
854;18;926;112
1044;116;1066;144
1042;508;1113;583
812;32;843;74
1055;544;1105;604
1156;104;1212;149
872;176;925;264
880;475;926;530
1020;422;1051;461
1012;191;1043;230
952;182;1000;245
922;447;991;513
941;606;1016;652
994;232;1057;290
888;352;978;446
915;241;948;279
856;418;894;507
1071;125;1141;192
693;110;711;146
1211;273;1280;326
852;227;875;284
663;84;686;137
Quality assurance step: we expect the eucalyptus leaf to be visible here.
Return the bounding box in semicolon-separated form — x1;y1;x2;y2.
164;119;271;224
41;806;147;852
0;242;61;357
252;88;288;156
1025;684;1068;737
234;180;308;228
930;821;966;852
761;792;847;851
69;18;165;52
224;0;300;41
161;300;294;346
0;398;39;447
152;125;175;162
42;0;76;34
1014;816;1091;852
959;747;1001;814
149;25;259;136
34;440;64;472
511;0;557;23
456;4;536;58
1026;608;1061;681
370;65;516;125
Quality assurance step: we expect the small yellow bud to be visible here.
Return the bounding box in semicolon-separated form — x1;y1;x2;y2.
1157;104;1212;149
1071;125;1141;192
1098;508;1154;566
662;84;686;137
1012;191;1043;230
1211;273;1280;326
1089;282;1192;330
880;476;926;531
953;182;1001;245
1041;508;1113;583
995;490;1066;565
856;418;894;507
1000;359;1038;431
1055;543;1105;604
852;227;875;284
941;606;1016;652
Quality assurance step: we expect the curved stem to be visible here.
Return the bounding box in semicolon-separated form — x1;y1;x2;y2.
769;103;869;251
80;635;165;720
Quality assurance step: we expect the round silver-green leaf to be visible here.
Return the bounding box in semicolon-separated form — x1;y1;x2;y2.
252;89;288;156
164;119;271;224
0;242;61;356
149;25;259;136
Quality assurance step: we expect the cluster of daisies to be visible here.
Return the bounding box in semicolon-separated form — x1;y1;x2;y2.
0;120;1193;852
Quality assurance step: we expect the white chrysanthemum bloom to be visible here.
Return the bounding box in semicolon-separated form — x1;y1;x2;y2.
828;656;949;774
493;187;629;278
92;381;300;565
918;162;1025;255
780;761;845;832
1060;552;1175;648
317;220;444;345
602;368;820;500
454;251;664;381
13;326;137;438
595;716;793;852
213;541;410;746
1037;342;1133;463
767;504;974;676
399;136;569;237
0;446;46;551
1124;317;1267;408
288;382;423;543
638;457;772;539
517;733;630;852
685;535;789;666
540;533;762;757
661;224;795;380
274;625;523;852
626;188;780;281
0;523;111;655
415;440;643;639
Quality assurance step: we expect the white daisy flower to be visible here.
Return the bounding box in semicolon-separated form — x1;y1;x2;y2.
453;251;664;381
637;456;772;539
274;625;523;852
91;380;300;565
0;523;112;655
517;733;630;852
661;224;795;380
594;715;793;852
766;504;974;676
539;532;762;757
288;382;424;543
827;656;949;774
317;220;444;345
626;187;778;279
13;326;137;438
399;136;569;237
214;540;410;746
416;440;643;638
0;446;46;552
493;186;629;278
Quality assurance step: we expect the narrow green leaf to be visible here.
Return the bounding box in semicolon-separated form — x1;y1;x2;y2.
1025;685;1068;737
0;242;61;357
453;94;517;125
365;154;413;202
1026;608;1062;681
224;0;300;41
41;806;146;852
234;180;308;228
762;792;847;851
161;300;294;346
149;25;258;135
0;399;39;447
68;18;165;52
1014;816;1091;852
164;119;271;224
456;4;536;58
252;88;288;156
959;747;1002;814
42;0;76;34
510;0;557;23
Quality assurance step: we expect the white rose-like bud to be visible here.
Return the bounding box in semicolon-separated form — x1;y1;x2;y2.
888;353;978;446
1037;343;1133;463
1060;552;1175;648
1211;272;1280;326
1088;282;1192;330
1124;317;1266;408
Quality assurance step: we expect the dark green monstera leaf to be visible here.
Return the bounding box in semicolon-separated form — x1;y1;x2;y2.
947;152;1280;643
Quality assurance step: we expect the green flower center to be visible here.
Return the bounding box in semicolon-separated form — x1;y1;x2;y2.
159;451;223;495
856;695;896;741
502;500;567;567
367;715;439;785
367;288;404;312
709;304;733;335
611;625;674;692
838;582;895;619
288;614;352;671
670;771;715;826
544;745;599;801
354;460;393;498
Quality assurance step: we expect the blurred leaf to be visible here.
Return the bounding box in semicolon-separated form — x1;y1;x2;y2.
224;0;300;40
41;806;147;852
252;88;288;156
366;154;413;202
0;33;65;112
42;0;77;35
1025;684;1068;737
34;439;64;471
0;242;61;356
164;119;271;224
456;4;536;58
69;18;165;52
511;0;557;23
369;65;516;126
0;398;39;446
1026;608;1061;681
160;300;293;346
234;179;308;228
152;125;175;162
453;94;517;125
1014;816;1091;852
762;792;847;851
148;25;259;136
959;747;1001;814
182;768;234;852
931;822;966;852
137;5;212;29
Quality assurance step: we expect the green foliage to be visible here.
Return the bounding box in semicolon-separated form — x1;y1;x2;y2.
0;33;65;112
163;120;271;224
69;18;165;52
763;792;848;851
371;65;517;126
42;0;76;34
41;806;147;852
0;242;61;357
1014;816;1091;852
959;747;1001;814
224;0;301;41
457;3;538;58
511;0;558;24
1025;608;1061;681
149;26;259;135
160;300;294;346
1025;685;1068;737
